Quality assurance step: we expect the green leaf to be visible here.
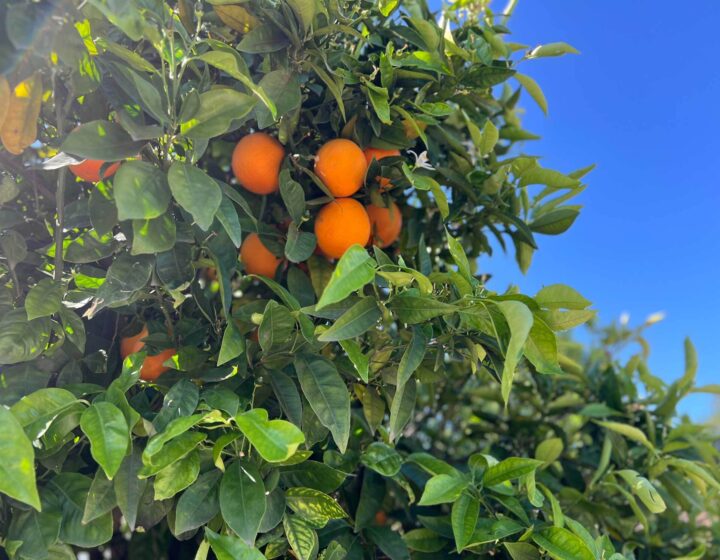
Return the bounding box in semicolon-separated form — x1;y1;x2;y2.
389;294;458;324
535;284;591;310
219;461;266;544
269;370;303;427
62;120;145;160
528;42;580;58
6;508;61;559
515;73;548;115
524;315;563;375
364;81;392;124
113;447;147;531
339;339;369;382
174;470;222;535
361;442;403;477
595;420;653;450
285;223;317;263
316;245;376;310
80;402;130;479
280;170;306;223
235;408;305;462
180;88;256;139
318;297;381;342
82;470;117;524
539;309;596;331
131;214;177;254
0;406;40;510
287;0;317;31
294;355;351;453
494;301;533;404
286;487;346;526
530;208;580;235
237;24;290;53
615;470;667;513
468;518;524;546
366;525;411;560
259;300;295;352
452;492;479;552
446;228;473;284
532;527;595;560
255;69;301;128
92;252;154;313
215;196;243;247
397;326;429;386
505;542;541;560
483;457;543;487
519;166;579;189
284;514;319;560
46;473;113;548
113;161;171;220
154;449;201;500
418;474;468;506
205;528;266;560
218;321;245;365
10;387;78;440
168;162;222;230
196;49;276;117
403;528;445;552
308;62;346;121
25;279;63;320
0;313;51;365
389;377;417;441
145;413;206;460
535;438;564;466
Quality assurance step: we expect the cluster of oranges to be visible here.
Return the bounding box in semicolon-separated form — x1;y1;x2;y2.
74;132;405;381
231;132;404;277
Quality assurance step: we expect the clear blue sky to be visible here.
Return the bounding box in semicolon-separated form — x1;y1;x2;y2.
472;1;720;419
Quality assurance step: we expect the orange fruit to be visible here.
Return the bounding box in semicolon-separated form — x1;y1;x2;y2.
364;147;400;189
120;325;148;359
232;132;285;195
315;198;371;259
120;324;175;381
314;139;367;197
140;348;176;381
366;201;403;248
374;510;388;525
240;232;281;277
69;159;121;182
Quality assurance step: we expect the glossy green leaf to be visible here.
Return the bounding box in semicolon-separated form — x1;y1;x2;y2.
483;457;543;487
418;474;468;506
452;492;479;552
284;514;319;560
205;528;266;560
113;161;170;220
532;527;595;560
168;162;222;230
62;120;144;160
318;297;381;341
235;408;305;462
0;406;40;510
316;245;376;310
80;401;130;479
219;461;266;544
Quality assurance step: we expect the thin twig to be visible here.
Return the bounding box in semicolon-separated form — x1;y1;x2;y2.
52;72;73;281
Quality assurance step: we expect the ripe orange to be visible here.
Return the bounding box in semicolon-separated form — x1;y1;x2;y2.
364;147;400;189
69;159;121;182
240;232;281;277
314;139;367;197
315;198;371;259
374;510;388;525
119;325;175;381
232;132;285;195
366;201;403;248
140;348;176;381
120;325;148;359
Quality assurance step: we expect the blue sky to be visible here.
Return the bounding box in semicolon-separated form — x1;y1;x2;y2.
474;1;720;419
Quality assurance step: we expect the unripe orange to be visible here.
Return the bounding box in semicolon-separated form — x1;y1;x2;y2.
315;198;371;259
69;159;121;182
367;201;403;248
232;132;285;194
314;139;367;197
240;232;281;277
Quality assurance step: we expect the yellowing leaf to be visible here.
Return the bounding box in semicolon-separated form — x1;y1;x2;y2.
1;73;43;155
215;5;258;33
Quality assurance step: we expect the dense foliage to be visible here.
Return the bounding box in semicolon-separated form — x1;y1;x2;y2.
0;0;718;559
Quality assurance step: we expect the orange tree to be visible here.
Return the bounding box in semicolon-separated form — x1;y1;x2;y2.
0;1;718;559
